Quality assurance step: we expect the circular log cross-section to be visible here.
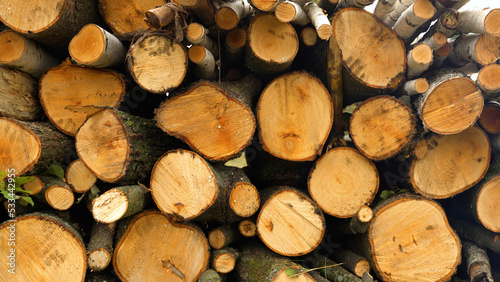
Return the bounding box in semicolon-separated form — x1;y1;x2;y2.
332;8;406;99
91;185;149;223
308;147;379;218
479;102;500;134
65;159;97;193
150;149;219;221
246;13;299;76
46;185;75;211
229;182;260;217
350;96;416;161
40;60;126;136
128;34;188;93
257;72;333;161
475;175;500;233
411;126;490;199
257;187;326;256
113;211;209;281
0;214;86;282
368;195;461;281
477;63;500;99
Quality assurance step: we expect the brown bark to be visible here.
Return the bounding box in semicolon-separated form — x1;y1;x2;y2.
211;246;239;274
463;241;494;282
87;222;115;271
337;206;374;236
91;184;150;223
329;247;371;278
448;217;500;254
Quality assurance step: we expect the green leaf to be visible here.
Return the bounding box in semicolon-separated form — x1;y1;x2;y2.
285;267;299;277
20;196;35;206
43;165;65;179
14;176;35;186
380;190;395;200
14;186;33;194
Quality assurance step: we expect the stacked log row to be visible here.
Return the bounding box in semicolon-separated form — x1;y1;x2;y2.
0;0;499;281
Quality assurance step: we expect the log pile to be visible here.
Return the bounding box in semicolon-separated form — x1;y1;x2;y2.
0;0;499;281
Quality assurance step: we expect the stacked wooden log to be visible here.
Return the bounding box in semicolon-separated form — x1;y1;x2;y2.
0;0;499;281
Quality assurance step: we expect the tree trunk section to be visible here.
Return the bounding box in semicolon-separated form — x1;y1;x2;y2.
0;30;59;78
257;186;326;257
246;14;299;76
238;218;257;237
349;95;417;160
257;71;333;161
458;8;500;37
479;101;500;134
69;24;126;68
448;217;500;254
275;1;310;25
208;224;242;249
0;0;100;52
75;109;180;184
87;222;115;271
463;241;494;282
410;126;490;199
211;246;239;274
477;64;500;100
0;118;75;175
36;176;75;211
186;23;219;59
188;45;217;80
91;184;150;223
303;2;332;40
39;59;126;136
155;76;259;161
113;211;209;281
448;34;500;67
416;69;484;135
407;43;433;79
0;67;43;121
399;78;429;96
332;8;406;103
178;0;215;27
197;269;222;282
308;147;379;218
392;0;436;42
329;247;371;278
65;159;97;194
337;206;374;235
0;213;86;281
98;0;167;34
215;0;254;31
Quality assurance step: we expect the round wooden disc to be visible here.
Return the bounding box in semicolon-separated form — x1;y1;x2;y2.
0;214;86;281
215;7;238;30
308;147;379;218
257;187;325;256
0;118;40;175
65;159;97;193
229;182;260;217
92;189;128;223
150;149;219;221
275;2;297;23
411;126;490;199
476;34;500;66
76;109;129;182
476;175;500;232
88;248;111;271
479;103;500;134
350;96;415;160
0;30;26;63
113;211;209;281
45;185;75;211
477;63;500;93
0;0;66;33
213;253;236;273
128;34;187;93
369;196;460;281
484;9;500;36
69;24;105;65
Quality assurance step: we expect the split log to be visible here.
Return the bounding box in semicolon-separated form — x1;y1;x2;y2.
246;13;299;76
0;30;59;78
208;224;242;249
215;0;254;31
186;23;219;58
303;2;332;40
329;247;371;278
91;184;150;223
410;126;490;199
479;101;500;134
332;8;406;103
68;24;126;68
477;64;500;100
392;0;436;41
349;95;417;160
65;159;97;194
463;241;494;282
308;147;379;218
238;218;257;237
113;211;209;281
407;43;433;79
98;0;167;34
351;194;461;281
416;69;483;135
256;186;326;256
188;45;217;80
303;254;362;282
39;59;126;136
127;34;188;93
275;1;310;25
177;0;215;27
0;213;86;281
257;71;333;161
0;0;99;51
0;118;74;175
458;8;500;37
448;217;500;254
0;67;43;121
155;75;260;161
448;34;500;67
236;240;315;281
398;78;429;96
87;222;115;271
150;149;219;222
211;246;239;274
75;109;180;184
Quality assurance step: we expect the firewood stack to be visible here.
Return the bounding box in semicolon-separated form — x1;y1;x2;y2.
0;0;499;281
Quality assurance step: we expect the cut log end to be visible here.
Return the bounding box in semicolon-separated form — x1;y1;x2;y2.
69;24;105;65
151;149;218;221
212;248;239;274
476;35;500;66
188;45;208;63
414;0;436;19
88;248;112;271
0;30;25;63
476;175;500;232
479;103;500;134
46;185;75;211
0;0;66;33
215;7;238;30
414;78;429;94
369;196;461;281
412;44;433;65
275;2;297;23
350;96;416;161
308;148;379;218
229;182;260;217
251;0;280;12
411;127;490;199
257;187;325;256
92;189;129;223
66;159;97;193
477;64;500;96
301;27;318;47
357;206;374;223
99;0;166;34
23;176;44;195
226;28;246;51
432;32;448;47
0;118;40;175
239;219;257;237
484;9;500;36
